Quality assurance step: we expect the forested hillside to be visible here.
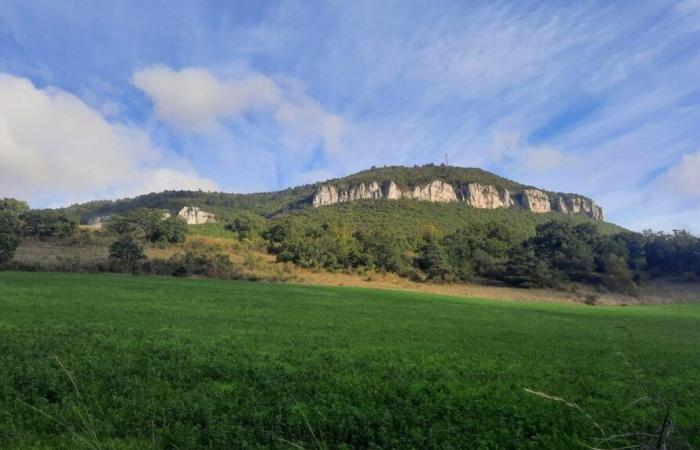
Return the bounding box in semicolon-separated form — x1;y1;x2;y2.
2;166;698;300
58;164;597;223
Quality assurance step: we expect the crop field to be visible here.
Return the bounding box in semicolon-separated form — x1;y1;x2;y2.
0;272;698;449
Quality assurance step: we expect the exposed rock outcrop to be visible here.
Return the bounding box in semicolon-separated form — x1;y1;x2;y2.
312;180;603;220
462;183;514;209
406;180;457;202
553;196;603;221
178;206;216;225
520;189;551;214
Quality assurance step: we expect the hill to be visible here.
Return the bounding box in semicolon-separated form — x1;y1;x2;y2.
59;164;605;224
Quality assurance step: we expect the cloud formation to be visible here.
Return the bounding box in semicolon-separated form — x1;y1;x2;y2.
0;73;217;206
133;65;344;151
1;1;700;231
664;150;700;198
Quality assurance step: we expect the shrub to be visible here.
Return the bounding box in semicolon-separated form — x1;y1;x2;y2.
583;294;599;306
0;234;20;265
21;210;78;239
109;237;145;271
144;251;239;279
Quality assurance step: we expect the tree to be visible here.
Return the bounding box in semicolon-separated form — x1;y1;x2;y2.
355;228;410;273
106;209;185;243
443;222;517;281
105;214;137;235
109;237;145;269
0;198;29;215
226;214;266;240
504;244;554;287
128;208;166;242
0;198;28;264
415;236;452;282
21;210;77;238
157;216;188;243
529;221;596;283
600;254;635;293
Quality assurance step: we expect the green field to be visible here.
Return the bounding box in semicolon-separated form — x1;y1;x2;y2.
0;273;698;449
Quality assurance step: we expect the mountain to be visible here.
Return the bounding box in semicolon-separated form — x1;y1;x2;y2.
61;165;604;223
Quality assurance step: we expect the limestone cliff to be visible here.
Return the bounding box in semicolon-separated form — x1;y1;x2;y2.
178;206;216;225
312;180;603;220
461;183;513;209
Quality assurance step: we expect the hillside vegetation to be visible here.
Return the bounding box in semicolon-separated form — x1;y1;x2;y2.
56;165;594;222
0;272;698;449
2;186;699;299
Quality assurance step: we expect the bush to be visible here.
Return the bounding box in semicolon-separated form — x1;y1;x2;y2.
226;214;266;240
0;198;27;264
415;236;452;282
106;209;187;243
109;237;145;271
0;234;20;265
144;251;239;279
21;210;78;238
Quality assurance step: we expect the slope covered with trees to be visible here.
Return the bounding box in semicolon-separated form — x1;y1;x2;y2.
58;164;596;223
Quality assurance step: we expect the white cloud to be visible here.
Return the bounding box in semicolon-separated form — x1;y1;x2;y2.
522;146;572;172
132;66;281;132
132;65;345;151
664;150;700;197
0;73;217;206
487;131;570;172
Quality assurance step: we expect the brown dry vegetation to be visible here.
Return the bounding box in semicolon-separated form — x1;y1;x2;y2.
12;232;699;306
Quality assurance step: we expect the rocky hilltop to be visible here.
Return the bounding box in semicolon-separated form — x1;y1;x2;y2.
313;179;603;220
64;165;604;224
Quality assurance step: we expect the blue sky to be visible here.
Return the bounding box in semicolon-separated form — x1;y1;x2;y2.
1;0;700;232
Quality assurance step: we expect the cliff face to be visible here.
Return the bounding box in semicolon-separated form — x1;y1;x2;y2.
312;180;603;221
178;206;216;225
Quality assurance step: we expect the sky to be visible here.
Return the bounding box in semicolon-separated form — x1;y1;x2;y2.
1;0;700;232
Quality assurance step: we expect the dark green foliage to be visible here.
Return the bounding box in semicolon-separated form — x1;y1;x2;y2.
504;244;554;287
0;272;698;449
415;235;452;282
157;216;188;243
225;213;266;240
529;221;597;283
354;228;411;273
282;199;623;247
263;199;700;291
108;237;145;268
21;210;78;238
0;199;25;264
0;234;20;265
147;251;236;278
107;209;187;243
271;220;363;270
104;214;137;235
443;222;519;281
642;229;700;278
0;198;29;215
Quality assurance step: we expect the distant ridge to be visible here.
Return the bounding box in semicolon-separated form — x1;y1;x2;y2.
59;165;602;222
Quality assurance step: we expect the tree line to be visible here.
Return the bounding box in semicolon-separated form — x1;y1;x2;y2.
2;198;699;293
263;215;700;293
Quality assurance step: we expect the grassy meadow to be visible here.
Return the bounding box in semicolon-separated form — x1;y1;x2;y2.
0;272;698;449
